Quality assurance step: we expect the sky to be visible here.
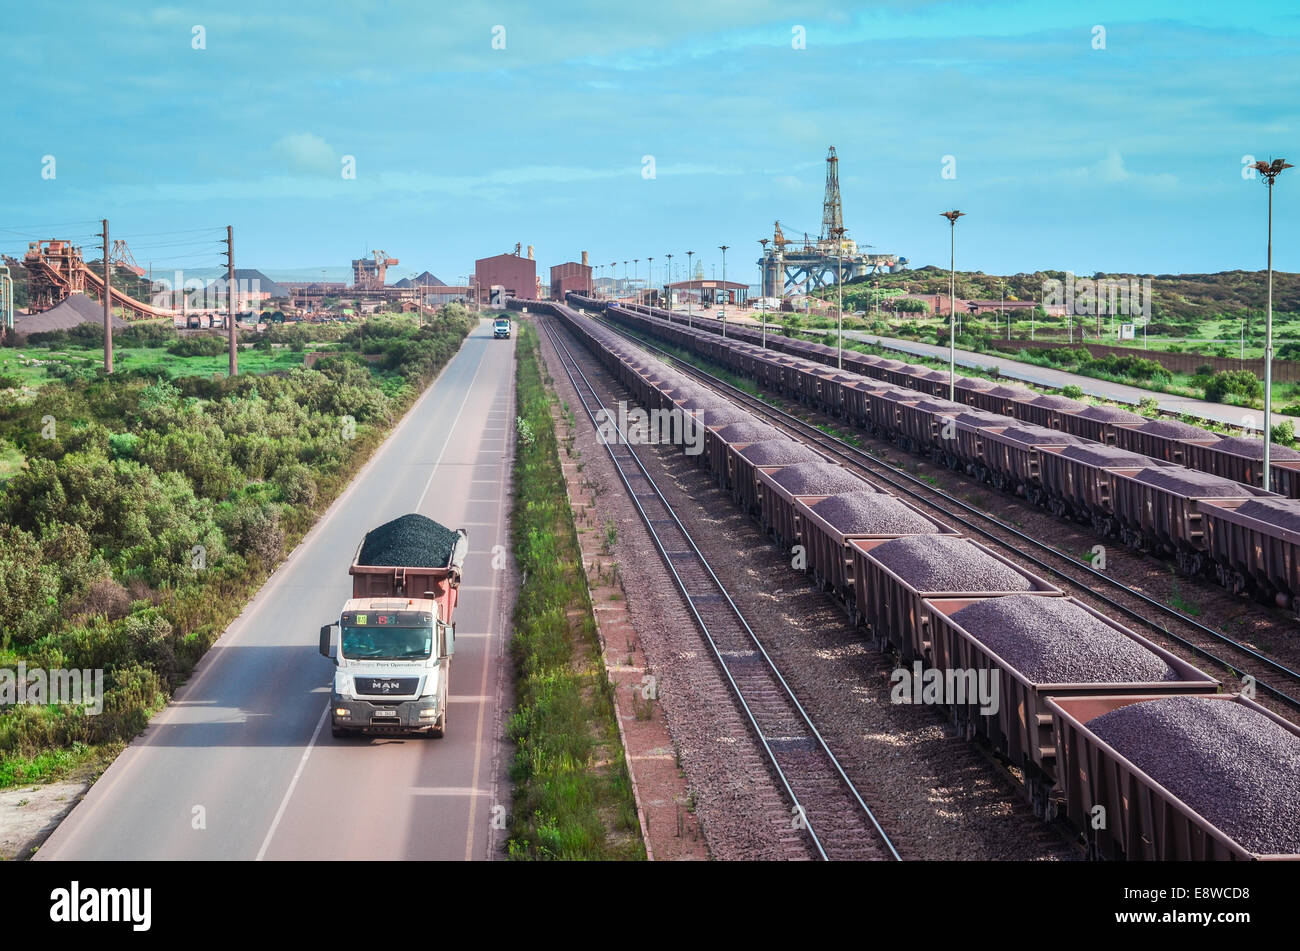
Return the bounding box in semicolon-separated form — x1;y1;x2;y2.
2;0;1298;286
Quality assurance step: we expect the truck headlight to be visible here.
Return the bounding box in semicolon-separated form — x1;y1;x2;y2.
419;708;438;718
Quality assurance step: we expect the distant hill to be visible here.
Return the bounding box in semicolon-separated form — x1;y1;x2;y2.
837;268;1300;322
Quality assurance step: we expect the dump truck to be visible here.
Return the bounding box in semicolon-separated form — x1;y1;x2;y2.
319;514;469;738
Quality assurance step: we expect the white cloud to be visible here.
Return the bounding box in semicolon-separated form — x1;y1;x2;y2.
272;132;338;175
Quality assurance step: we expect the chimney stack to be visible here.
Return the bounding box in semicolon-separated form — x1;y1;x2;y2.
527;245;535;261
581;250;589;267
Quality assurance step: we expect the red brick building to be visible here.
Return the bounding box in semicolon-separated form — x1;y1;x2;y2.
474;252;537;302
550;261;593;301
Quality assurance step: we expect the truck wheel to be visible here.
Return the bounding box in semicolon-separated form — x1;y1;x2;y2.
429;687;448;739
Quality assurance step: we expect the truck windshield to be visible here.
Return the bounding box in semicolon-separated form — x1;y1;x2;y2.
341;625;433;660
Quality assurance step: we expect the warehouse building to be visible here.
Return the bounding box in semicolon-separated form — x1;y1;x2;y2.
474;247;537;303
550;255;593;300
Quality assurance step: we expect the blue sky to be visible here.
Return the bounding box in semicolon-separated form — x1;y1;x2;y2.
3;0;1297;285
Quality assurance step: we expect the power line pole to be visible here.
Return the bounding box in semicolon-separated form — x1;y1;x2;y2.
224;225;237;376
102;219;113;373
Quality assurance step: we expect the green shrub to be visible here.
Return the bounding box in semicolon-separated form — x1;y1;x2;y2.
1062;384;1084;399
1203;370;1264;404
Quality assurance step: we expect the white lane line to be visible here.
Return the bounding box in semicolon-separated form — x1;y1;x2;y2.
417;348;491;512
256;700;330;861
257;340;489;860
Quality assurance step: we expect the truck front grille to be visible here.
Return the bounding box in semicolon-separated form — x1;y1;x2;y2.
355;677;420;697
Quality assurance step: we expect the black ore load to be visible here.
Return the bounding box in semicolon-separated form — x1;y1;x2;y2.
358;514;460;568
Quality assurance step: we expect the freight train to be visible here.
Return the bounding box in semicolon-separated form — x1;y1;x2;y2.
565;294;1300;616
510;295;1300;862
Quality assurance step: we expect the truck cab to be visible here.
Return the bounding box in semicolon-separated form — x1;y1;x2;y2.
493;317;511;339
321;597;455;737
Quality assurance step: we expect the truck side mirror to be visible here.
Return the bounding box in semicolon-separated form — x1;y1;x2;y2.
440;622;456;658
319;624;337;662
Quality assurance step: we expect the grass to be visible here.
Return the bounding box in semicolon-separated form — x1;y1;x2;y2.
505;322;644;861
0;344;316;386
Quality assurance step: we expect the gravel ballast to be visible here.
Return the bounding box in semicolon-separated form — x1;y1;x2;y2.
811;492;942;535
357;514;460;568
869;535;1035;592
1086;697;1300;855
770;462;876;495
951;595;1180;683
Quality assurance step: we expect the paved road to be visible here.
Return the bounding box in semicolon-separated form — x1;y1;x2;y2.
37;320;516;860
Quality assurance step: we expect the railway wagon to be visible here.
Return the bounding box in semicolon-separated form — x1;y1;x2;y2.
945;410;1012;476
953;376;997;406
882;362;930;391
1035;443;1173;524
1057;404;1146;446
1201;496;1300;607
756;463;882;550
796;492;956;602
731;439;829;515
1015;393;1087;431
866;388;919;439
923;596;1218;818
841;380;879;429
849;534;1062;661
1048;693;1300;861
1112;418;1221;465
895;397;968;457
1182;436;1300;498
1109;467;1274;574
979;425;1086;496
704;420;787;491
969;382;1035;417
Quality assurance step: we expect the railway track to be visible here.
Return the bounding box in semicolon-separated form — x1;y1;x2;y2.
537;315;901;861
591;312;1300;716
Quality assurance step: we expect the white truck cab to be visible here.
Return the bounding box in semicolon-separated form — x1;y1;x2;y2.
320;597;455;738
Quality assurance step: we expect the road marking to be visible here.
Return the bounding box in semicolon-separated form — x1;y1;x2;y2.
256;701;330;861
417;345;490;512
410;787;494;797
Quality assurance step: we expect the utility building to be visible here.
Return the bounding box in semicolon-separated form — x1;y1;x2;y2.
550;252;593;300
475;245;537;302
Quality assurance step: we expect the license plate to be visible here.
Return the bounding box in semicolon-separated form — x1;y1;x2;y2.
372;709;398;718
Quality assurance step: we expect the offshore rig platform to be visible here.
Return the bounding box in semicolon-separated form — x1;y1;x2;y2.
758;147;907;299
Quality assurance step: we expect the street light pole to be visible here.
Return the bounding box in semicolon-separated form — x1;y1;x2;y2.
647;257;653;306
829;226;846;368
719;245;729;336
665;254;673;312
1252;157;1293;491
941;211;965;400
686;251;695;327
